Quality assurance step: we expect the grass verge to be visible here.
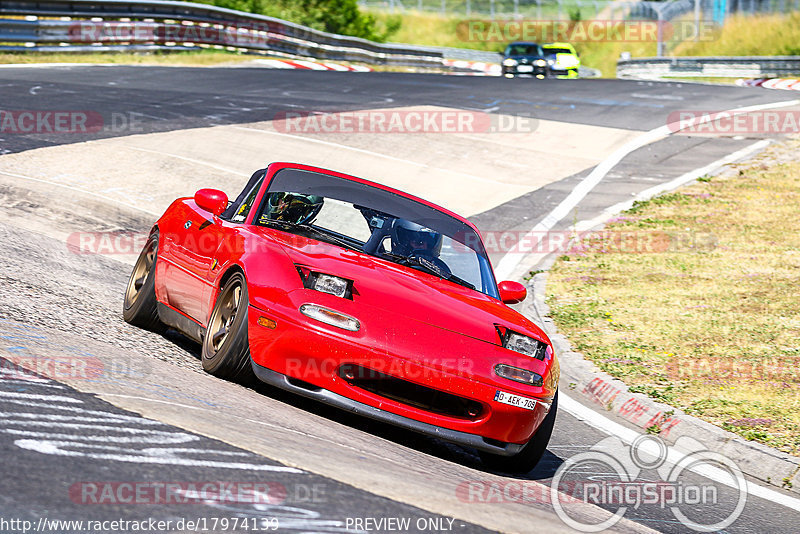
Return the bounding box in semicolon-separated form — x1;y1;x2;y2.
546;136;800;455
673;12;800;56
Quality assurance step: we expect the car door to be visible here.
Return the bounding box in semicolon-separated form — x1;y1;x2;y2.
163;175;266;324
160;202;228;323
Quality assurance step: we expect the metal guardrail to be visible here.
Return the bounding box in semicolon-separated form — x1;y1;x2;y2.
0;0;453;67
437;47;500;63
617;56;800;79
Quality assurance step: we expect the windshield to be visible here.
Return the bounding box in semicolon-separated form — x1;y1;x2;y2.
255;168;499;299
505;44;542;56
545;48;572;55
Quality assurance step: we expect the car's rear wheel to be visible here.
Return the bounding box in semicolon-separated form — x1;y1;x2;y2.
480;390;558;473
202;272;255;383
123;231;164;332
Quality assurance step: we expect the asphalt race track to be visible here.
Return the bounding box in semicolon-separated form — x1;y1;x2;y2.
1;65;799;533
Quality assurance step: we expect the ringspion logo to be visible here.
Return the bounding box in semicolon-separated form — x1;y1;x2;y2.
550;435;747;532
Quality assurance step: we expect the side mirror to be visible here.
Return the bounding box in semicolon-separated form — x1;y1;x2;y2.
498;280;527;304
194;188;228;216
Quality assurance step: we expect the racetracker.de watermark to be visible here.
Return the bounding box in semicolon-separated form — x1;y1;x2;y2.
666;356;800;383
0;111;144;134
66;229;717;256
456;20;716;42
68;20;284;47
461;229;717;255
271;110;537;134
668;110;800;134
1;354;103;380
69;481;298;505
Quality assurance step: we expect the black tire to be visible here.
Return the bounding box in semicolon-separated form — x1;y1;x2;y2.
201;272;255;383
123;231;164;332
480;390;558;473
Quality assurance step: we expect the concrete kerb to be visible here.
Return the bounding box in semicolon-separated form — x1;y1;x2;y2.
516;181;800;496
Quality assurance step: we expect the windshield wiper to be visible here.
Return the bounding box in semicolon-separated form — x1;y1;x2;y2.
381;252;476;290
263;220;363;252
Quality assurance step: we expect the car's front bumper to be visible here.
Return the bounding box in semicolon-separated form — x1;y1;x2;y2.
251;361;526;456
246;294;557;447
502;65;548;77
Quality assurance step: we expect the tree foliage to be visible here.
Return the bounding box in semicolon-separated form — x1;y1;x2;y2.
188;0;400;41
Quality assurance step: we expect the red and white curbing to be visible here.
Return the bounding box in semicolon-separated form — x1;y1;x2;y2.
442;59;502;76
253;58;372;72
737;77;800;91
251;57;504;75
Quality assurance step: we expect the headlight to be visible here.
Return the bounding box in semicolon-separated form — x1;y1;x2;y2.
502;58;518;67
310;273;349;297
494;364;543;387
300;304;360;331
501;329;547;359
298;268;353;299
534;59;547;67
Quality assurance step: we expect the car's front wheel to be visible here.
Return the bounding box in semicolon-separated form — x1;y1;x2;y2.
202;272;255;383
123;231;164;332
480;390;558;473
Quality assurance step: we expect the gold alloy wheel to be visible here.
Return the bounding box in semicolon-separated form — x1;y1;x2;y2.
124;238;156;309
207;281;242;353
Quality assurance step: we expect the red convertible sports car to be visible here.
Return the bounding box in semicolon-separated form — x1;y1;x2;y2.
123;162;559;472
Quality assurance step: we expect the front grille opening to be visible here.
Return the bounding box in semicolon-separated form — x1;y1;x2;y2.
338;364;483;420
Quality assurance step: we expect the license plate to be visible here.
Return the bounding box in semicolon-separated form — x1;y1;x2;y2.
494;390;538;410
517;65;534;73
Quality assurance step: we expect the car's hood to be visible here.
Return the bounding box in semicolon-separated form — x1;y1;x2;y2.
260;229;547;346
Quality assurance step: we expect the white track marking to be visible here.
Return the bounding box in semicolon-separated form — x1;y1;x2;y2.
0;170;160;217
494;98;800;280
570;139;770;233
3;428;195;444
0;391;82;402
560;393;800;512
100;393;427;469
126;146;250;176
13;439;304;471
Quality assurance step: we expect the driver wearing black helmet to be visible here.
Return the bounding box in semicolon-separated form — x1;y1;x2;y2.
391;219;443;258
263;192;323;225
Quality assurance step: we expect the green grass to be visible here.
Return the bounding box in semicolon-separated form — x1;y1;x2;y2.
546;137;800;453
673;12;800;56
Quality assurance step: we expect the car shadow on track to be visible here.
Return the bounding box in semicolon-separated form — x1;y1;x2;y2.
164;327;565;480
